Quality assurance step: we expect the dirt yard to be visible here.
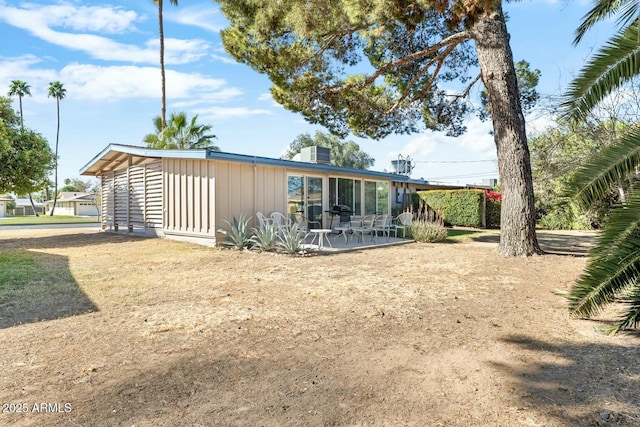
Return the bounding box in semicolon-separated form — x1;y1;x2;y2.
1;227;639;427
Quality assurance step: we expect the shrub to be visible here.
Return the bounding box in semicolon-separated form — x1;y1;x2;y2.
250;222;278;252
486;198;501;229
217;213;252;250
410;220;448;243
417;190;484;227
277;223;305;254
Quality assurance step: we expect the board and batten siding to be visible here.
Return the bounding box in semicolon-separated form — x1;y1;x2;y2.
163;158;216;240
101;159;163;233
162;158;290;244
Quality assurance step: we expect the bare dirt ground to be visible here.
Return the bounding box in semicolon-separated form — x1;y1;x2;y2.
1;227;639;427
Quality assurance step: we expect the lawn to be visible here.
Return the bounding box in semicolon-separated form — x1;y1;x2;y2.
1;227;638;427
0;215;99;225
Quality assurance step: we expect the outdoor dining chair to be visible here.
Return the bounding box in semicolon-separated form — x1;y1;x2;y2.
270;211;291;234
373;214;392;241
256;211;273;228
393;212;413;238
351;214;377;243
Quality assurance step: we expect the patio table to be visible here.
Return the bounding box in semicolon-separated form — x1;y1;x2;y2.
309;229;333;250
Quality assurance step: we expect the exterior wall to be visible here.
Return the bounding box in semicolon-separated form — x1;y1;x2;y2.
163;158;216;242
53;202;75;216
101;159;163;234
0;201;6;217
162;158;290;244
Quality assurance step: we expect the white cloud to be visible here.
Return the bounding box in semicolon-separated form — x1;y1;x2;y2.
0;3;210;65
168;4;227;33
194;106;273;120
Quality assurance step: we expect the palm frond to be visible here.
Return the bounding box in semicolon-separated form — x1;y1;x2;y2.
563;24;640;121
574;0;640;44
564;123;640;209
612;280;640;333
568;193;640;321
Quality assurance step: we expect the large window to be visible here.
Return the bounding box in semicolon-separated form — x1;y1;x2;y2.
329;177;362;216
364;181;389;215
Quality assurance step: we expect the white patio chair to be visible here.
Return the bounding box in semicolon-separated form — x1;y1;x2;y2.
373;214;391;241
393;212;413;238
256;211;273;228
270;211;291;234
351;214;377;243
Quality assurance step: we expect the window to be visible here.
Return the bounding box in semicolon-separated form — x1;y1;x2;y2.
329;177;362;216
364;181;389;215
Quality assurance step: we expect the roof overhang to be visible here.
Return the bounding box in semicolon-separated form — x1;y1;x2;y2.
81;143;411;182
80;144;208;176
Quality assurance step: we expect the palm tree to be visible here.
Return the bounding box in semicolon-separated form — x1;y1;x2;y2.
143;112;219;150
154;0;179;133
563;0;640;332
48;81;66;216
8;80;30;132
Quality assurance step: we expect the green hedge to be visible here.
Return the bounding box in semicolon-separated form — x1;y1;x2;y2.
486;198;501;229
417;189;485;228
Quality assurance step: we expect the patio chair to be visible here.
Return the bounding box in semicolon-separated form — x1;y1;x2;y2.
393;212;413;238
373;214;391;241
256;211;273;228
292;212;321;234
270;211;291;234
351;214;377;243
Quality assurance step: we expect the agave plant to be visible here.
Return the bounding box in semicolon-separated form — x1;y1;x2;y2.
217;213;251;250
249;222;278;252
276;223;305;254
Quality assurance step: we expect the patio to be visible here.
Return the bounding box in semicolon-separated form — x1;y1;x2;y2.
300;229;414;253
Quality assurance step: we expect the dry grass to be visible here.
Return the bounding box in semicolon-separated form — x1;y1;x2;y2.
1;227;639;427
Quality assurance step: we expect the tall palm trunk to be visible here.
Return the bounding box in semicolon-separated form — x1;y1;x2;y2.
50;98;60;216
473;4;541;256
158;0;167;131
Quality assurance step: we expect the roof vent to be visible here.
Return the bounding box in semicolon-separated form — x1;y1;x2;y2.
300;146;331;165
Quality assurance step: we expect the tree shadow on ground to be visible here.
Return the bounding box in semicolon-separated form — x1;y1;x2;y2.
0;230;147;251
455;229;596;257
0;249;98;328
493;334;640;426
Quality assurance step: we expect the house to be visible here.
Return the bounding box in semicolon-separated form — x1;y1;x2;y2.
80;144;430;246
14;198;46;216
45;192;100;216
0;197;13;218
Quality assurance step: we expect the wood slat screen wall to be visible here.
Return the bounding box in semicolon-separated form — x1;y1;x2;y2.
100;159;163;233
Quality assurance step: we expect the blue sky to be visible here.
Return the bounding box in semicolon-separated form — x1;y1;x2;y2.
0;0;612;186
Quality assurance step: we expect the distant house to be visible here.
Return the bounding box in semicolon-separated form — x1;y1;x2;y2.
0;197;13;218
80;144;436;246
14;198;46;216
45;192;100;216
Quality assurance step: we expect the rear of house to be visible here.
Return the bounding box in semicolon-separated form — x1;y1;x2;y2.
81;144;424;246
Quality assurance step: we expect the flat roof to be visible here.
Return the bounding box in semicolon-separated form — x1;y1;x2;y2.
80;144;428;184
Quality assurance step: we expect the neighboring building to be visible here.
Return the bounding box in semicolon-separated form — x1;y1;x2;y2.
0;197;13;218
45;192;100;216
14;198;46;216
80;144;436;246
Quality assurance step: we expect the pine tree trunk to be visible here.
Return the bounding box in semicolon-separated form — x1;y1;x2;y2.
473;4;542;256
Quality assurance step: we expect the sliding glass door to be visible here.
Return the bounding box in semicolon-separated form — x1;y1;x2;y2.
287;175;324;228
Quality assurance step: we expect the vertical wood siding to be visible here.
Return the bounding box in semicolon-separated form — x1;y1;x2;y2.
163;158;215;236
